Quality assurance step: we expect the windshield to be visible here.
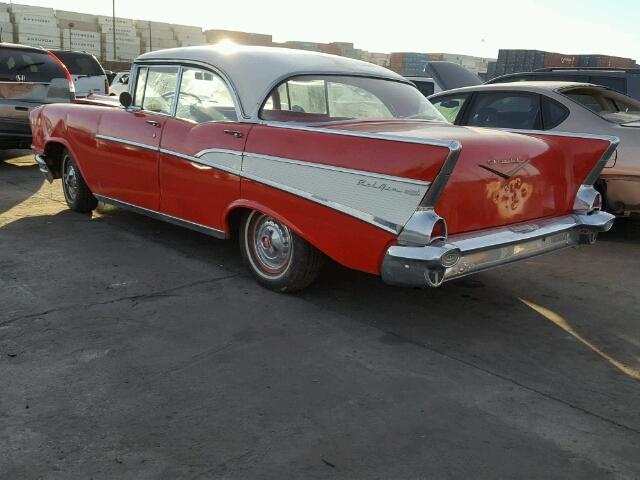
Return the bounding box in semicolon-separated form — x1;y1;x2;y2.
260;75;447;123
563;87;640;124
51;51;104;76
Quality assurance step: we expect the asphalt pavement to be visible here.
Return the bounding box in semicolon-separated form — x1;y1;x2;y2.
1;151;639;479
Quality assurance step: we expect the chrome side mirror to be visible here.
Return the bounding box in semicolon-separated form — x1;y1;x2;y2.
119;91;133;108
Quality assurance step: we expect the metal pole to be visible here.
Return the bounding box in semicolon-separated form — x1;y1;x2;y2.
112;0;117;62
149;20;152;51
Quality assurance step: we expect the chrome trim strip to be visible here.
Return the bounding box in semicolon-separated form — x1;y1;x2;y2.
260;121;458;149
419;140;462;208
243;152;431;186
96;134;159;152
240;171;401;234
498;128;619;142
195;148;244;158
159;148;242;175
583;137;620;186
95;194;226;239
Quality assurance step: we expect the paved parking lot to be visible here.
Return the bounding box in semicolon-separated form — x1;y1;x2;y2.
1;150;639;479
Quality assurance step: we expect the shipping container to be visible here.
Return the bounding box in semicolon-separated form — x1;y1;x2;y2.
12;13;56;26
17;33;61;49
58;19;98;32
10;3;54;16
15;24;60;37
97;15;134;27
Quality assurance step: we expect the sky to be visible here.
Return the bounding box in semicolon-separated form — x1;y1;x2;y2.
9;0;640;60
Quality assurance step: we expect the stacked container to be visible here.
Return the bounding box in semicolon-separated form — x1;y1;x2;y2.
204;29;272;47
98;16;140;62
136;20;178;53
438;53;494;75
171;24;205;48
11;4;60;49
579;55;636;68
280;41;322;52
0;4;12;43
360;51;390;67
389;53;441;76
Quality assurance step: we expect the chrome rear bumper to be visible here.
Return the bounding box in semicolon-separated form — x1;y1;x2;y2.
381;212;615;287
34;153;54;183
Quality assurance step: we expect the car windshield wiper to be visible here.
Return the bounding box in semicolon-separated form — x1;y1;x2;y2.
16;62;45;71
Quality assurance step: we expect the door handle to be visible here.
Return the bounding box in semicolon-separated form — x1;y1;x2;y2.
146;120;161;127
224;129;244;138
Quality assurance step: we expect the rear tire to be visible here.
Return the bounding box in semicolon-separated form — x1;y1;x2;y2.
239;211;323;292
61;149;97;213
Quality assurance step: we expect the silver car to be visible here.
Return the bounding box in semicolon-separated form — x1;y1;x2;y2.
430;81;640;216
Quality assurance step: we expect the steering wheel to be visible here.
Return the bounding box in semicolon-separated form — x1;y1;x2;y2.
161;91;203;103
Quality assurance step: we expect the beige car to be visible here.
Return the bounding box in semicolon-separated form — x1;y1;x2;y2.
430;81;640;216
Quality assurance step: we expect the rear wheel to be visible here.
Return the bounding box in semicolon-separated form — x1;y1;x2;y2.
240;211;323;292
61;150;97;213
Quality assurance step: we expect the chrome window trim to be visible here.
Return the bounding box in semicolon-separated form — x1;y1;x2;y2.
96;134;158;152
133;58;246;119
256;72;416;122
94;194;226;239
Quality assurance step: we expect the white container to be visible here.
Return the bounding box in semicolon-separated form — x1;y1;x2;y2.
10;4;55;16
100;24;137;37
142;38;178;49
0;31;11;42
0;11;9;22
13;13;56;26
17;33;61;49
179;40;206;47
102;36;140;48
58;19;99;32
15;24;60;37
97;15;134;27
0;2;8;12
56;10;97;23
63;29;101;42
0;20;13;33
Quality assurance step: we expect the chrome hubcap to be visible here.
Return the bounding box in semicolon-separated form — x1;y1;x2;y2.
63;156;79;201
249;214;292;276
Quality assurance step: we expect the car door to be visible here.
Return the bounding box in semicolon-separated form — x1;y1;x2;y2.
158;66;251;231
96;65;179;211
461;91;543;130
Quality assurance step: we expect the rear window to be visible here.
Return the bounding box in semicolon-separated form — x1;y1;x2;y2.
0;47;66;82
51;51;104;76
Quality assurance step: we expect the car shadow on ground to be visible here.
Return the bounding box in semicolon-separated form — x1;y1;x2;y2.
0;150;43;215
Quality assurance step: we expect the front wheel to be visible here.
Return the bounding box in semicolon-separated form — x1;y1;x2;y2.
61;150;97;213
240;211;323;292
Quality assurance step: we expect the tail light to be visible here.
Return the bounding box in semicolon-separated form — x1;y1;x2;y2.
47;51;76;100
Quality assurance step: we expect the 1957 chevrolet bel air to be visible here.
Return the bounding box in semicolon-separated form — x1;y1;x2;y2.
31;45;617;291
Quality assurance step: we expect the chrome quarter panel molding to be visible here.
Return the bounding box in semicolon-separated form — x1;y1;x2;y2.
94;195;226;239
96;134;159;152
583;137;620;186
242;153;429;229
419;140;462;208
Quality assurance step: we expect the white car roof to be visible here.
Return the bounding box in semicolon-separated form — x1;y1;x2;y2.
138;44;406;119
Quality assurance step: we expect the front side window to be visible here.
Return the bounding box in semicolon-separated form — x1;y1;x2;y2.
431;94;470;123
466;92;542;129
133;65;179;115
260;75;446;123
175;67;238;123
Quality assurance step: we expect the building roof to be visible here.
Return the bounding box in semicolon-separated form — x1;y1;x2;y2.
137;44;406;119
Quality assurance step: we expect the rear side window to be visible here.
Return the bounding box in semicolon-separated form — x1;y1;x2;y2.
51;51;104;76
0;47;65;82
465;92;542;130
541;97;569;129
588;76;626;94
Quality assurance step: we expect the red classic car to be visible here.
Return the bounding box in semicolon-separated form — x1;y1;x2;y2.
31;45;617;291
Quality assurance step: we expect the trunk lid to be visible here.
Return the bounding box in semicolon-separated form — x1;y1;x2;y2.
324;120;613;234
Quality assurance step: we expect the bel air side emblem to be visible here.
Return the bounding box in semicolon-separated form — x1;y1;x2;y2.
356;179;420;197
479;157;531;179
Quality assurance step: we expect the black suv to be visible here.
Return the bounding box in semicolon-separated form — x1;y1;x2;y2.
486;68;640;101
0;43;74;149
